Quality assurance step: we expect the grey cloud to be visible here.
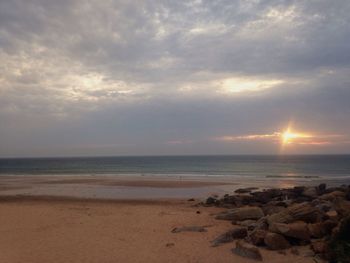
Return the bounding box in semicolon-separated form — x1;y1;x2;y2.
0;0;350;156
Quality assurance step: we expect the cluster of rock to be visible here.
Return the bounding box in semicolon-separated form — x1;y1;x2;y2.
204;184;350;262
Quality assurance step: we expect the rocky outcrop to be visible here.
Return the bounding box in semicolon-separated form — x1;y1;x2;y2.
200;183;350;260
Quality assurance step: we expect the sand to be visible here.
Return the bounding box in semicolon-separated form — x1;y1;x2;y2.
0;196;318;263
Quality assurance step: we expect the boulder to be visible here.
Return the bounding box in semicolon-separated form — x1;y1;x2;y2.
215;206;264;221
267;202;322;229
232;240;263;261
211;227;248;247
264;232;291;250
249;229;267;246
308;220;338;238
272;222;310;241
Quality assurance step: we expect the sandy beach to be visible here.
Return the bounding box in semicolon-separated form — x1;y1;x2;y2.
0;195;319;263
0;177;328;263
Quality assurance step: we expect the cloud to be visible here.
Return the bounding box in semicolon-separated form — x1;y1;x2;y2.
0;0;350;156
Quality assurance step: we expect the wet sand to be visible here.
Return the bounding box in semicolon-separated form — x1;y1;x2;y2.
0;175;239;199
0;196;317;263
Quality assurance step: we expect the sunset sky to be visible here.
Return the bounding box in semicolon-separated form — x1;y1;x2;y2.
1;0;350;157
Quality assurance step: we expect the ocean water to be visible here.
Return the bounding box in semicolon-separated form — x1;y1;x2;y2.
0;155;350;184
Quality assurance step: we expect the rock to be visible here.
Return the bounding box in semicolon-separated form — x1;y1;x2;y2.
333;199;350;217
312;199;333;212
326;210;338;220
272;222;310;241
250;189;282;204
205;197;217;205
171;226;207;233
255;217;269;230
232;240;263;261
264;232;291;250
267;202;322;229
262;205;286;216
249;229;267;246
215;206;264;221
295;246;316;257
308;220;337;238
308;223;324;238
302;187;318;198
187;198;195;201
165;242;175;247
236;219;256;227
290;247;299;255
311;240;328;254
320;191;346;201
211;227;248;247
329;216;350;263
235;187;258;194
316;183;327;195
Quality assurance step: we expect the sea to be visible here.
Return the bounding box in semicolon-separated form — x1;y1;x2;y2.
1;155;350;185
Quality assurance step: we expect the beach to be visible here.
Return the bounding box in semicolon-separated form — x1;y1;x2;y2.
0;176;339;263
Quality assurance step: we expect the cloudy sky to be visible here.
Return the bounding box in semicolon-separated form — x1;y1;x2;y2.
1;0;350;157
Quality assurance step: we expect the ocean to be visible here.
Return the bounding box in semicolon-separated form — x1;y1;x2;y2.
1;155;350;185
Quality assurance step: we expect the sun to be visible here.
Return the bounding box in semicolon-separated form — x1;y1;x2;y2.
281;128;311;145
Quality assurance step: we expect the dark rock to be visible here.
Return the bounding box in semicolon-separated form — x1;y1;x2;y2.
249;229;267;246
211;227;248;247
311;240;328;254
171;226;207;233
205;197;217;205
329;216;350;263
165;242;175;247
232;240;263;261
264;232;291;250
234;187;258;194
216;206;264;221
308;220;337;238
250;189;283;204
316;183;327;195
187;198;195;201
272;222;310;241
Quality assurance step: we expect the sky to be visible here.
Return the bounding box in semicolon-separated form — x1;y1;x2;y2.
1;0;350;157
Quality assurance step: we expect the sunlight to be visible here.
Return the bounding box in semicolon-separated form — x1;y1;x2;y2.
281;128;312;145
222;77;284;93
